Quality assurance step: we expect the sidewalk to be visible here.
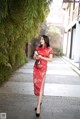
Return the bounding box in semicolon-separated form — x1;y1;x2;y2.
0;57;80;119
63;56;80;76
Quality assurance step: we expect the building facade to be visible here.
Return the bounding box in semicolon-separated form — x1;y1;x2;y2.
62;0;80;63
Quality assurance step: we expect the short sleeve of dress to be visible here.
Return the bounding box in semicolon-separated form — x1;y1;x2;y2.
48;47;53;55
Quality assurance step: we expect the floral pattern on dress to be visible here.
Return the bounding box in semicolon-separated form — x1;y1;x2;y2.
33;46;53;96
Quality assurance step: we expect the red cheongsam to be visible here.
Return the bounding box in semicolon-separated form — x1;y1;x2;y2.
33;46;53;96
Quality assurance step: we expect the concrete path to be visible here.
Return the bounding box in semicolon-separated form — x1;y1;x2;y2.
0;57;80;119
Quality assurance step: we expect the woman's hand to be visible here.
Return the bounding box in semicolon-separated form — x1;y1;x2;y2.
38;54;53;61
35;55;40;60
33;54;40;60
34;54;53;62
38;55;42;59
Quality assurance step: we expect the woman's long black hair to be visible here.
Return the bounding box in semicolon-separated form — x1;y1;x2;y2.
39;35;50;48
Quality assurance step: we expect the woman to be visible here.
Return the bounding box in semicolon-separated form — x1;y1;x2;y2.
33;35;53;117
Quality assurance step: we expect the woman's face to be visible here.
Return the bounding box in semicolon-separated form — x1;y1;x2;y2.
40;37;45;46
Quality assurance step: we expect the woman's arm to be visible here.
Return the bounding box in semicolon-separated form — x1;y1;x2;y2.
38;54;53;62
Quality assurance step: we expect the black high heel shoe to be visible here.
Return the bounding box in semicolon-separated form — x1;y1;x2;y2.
35;102;42;111
36;113;40;117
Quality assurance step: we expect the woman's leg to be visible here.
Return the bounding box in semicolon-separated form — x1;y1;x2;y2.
36;79;45;113
36;88;43;113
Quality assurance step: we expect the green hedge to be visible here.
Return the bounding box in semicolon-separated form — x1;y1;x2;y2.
0;64;12;85
0;0;51;85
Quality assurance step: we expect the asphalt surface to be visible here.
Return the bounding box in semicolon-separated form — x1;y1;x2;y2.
0;57;80;119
